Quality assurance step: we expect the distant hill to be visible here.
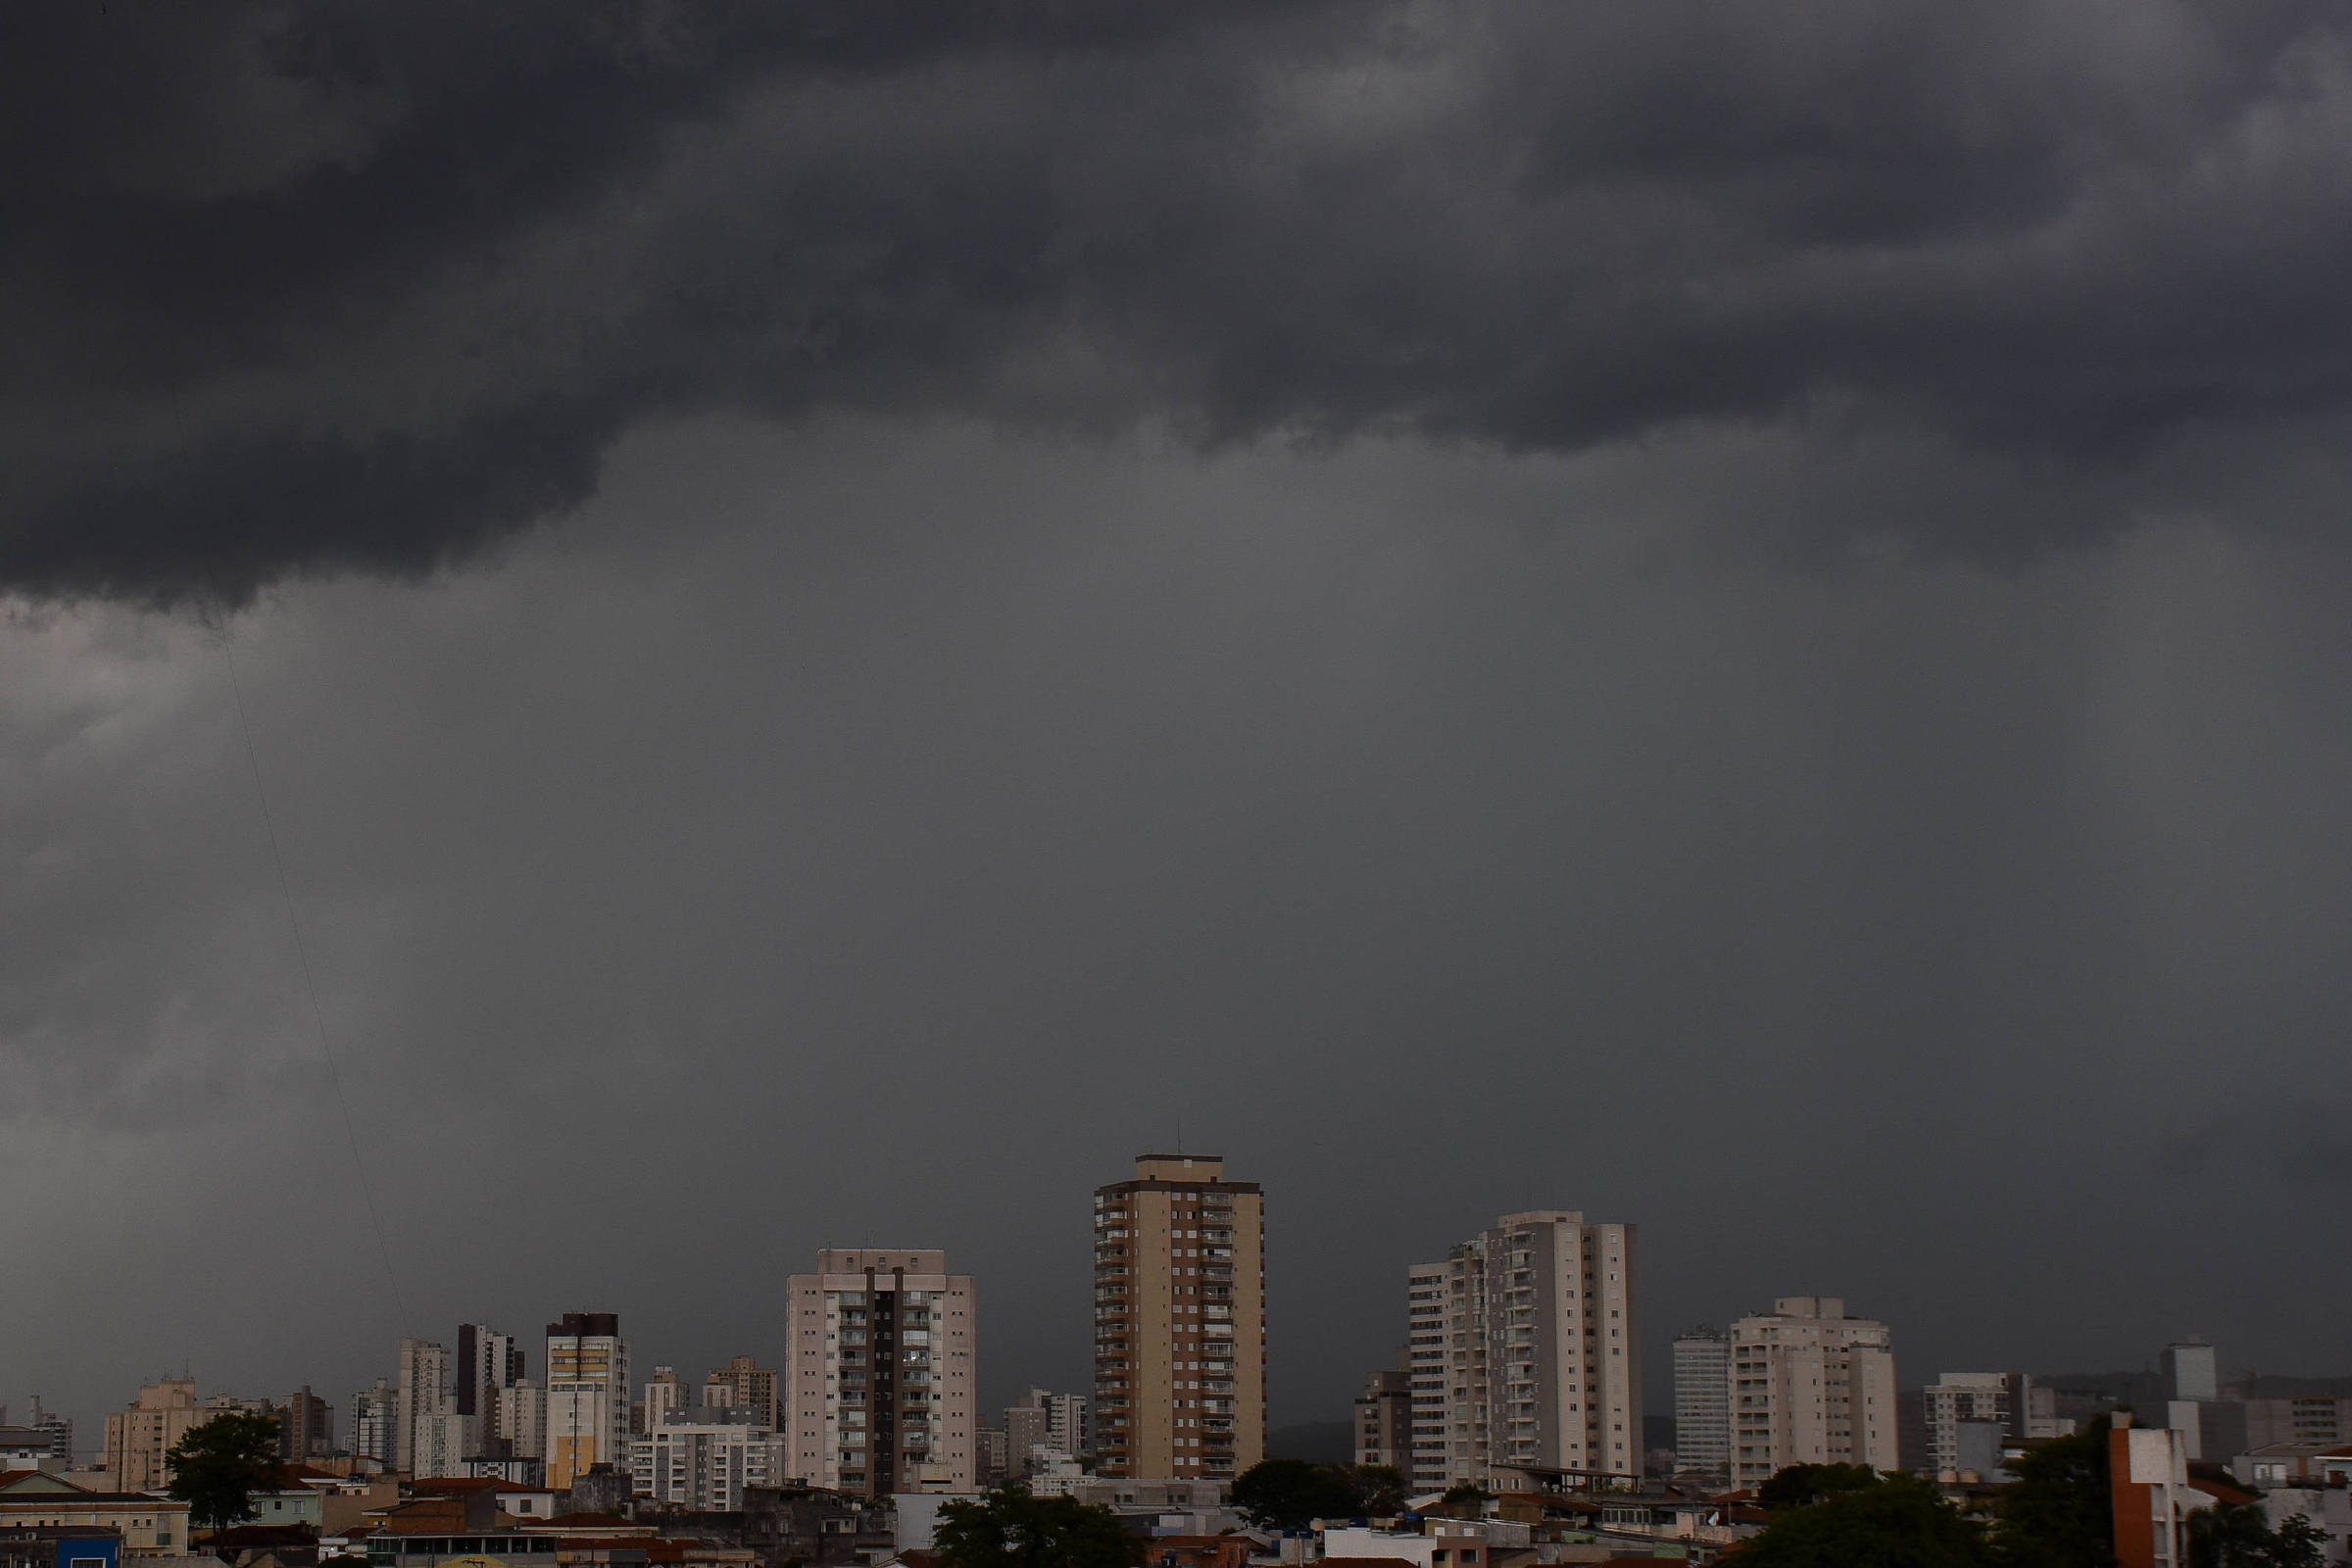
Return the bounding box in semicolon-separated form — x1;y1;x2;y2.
1266;1419;1354;1464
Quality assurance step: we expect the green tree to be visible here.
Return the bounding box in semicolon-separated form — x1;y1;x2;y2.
1738;1473;1997;1568
1433;1484;1493;1517
935;1488;1143;1568
1995;1421;2115;1568
1346;1464;1407;1517
1757;1463;1884;1510
164;1410;282;1532
2185;1502;2327;1568
1230;1459;1362;1531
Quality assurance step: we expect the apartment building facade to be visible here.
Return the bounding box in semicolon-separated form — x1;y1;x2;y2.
352;1379;399;1466
1092;1155;1266;1481
276;1387;335;1461
1672;1326;1731;1477
457;1324;536;1464
1409;1210;1642;1488
102;1381;209;1494
2163;1343;2219;1404
1353;1356;1413;1472
1923;1372;2016;1477
396;1338;461;1478
705;1357;780;1430
783;1249;978;1496
545;1312;630;1490
1729;1297;1897;1485
1004;1402;1048;1477
631;1412;788;1508
1406;1262;1449;1492
1005;1389;1090;1471
644;1368;688;1434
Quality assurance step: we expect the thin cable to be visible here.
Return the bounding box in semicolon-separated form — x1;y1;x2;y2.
221;632;411;1337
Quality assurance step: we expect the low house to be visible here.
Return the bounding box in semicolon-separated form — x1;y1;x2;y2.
0;1525;121;1568
1146;1535;1252;1568
0;1476;192;1558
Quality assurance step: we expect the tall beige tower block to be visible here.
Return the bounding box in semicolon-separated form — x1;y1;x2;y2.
783;1249;977;1496
1728;1296;1897;1485
1093;1154;1266;1481
103;1380;205;1493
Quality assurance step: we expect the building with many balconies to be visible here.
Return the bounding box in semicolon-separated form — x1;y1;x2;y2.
1093;1155;1265;1481
783;1250;977;1496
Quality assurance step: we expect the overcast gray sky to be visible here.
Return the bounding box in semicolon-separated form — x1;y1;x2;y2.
6;1;2352;1438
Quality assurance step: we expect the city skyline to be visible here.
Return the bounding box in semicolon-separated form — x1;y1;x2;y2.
7;1176;2308;1469
10;2;2352;1482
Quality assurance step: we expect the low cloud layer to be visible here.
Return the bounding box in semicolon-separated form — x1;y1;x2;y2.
8;1;2352;601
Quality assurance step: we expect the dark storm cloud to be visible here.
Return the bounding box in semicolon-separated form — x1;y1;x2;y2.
13;419;2352;1422
7;0;2352;601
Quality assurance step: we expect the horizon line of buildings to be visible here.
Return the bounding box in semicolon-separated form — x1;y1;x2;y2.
25;1153;1265;1511
26;1155;2327;1524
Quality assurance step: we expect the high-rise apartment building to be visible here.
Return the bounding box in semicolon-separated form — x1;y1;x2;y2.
397;1338;458;1477
1407;1210;1642;1487
1729;1297;1897;1485
2163;1343;2219;1404
1672;1326;1731;1477
784;1249;978;1496
631;1409;788;1509
352;1379;399;1466
499;1379;547;1463
1354;1354;1413;1471
1406;1262;1449;1492
458;1324;527;1460
1004;1390;1090;1472
976;1426;1008;1488
276;1387;335;1461
1093;1154;1266;1482
1043;1390;1091;1460
705;1356;780;1430
1923;1373;2017;1477
645;1368;688;1433
103;1380;206;1492
1004;1401;1049;1477
545;1312;631;1490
